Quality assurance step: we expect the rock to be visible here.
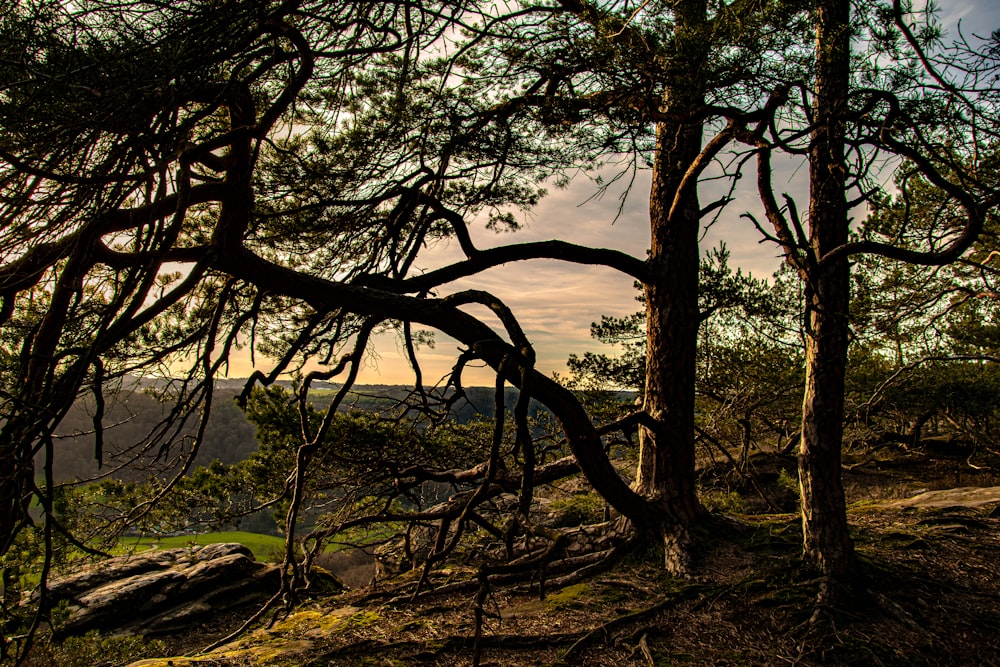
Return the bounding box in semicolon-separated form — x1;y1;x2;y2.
305;566;347;595
41;543;279;637
69;569;187;632
890;486;1000;510
44;550;175;601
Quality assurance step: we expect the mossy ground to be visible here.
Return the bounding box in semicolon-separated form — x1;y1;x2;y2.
123;501;1000;666
32;451;1000;666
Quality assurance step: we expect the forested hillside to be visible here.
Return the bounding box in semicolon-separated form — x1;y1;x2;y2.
46;381;554;483
49;380;256;483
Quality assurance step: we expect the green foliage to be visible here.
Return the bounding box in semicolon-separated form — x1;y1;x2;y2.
568;245;804;454
776;469;799;497
0;3;995;661
119;531;287;562
701;490;746;514
1;527;46;632
20;631;166;667
566;309;646;393
845;152;1000;449
547;493;606;527
57;385;499;541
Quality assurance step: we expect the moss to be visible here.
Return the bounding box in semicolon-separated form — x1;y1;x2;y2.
306;566;345;595
341;609;382;630
129;605;380;666
545;583;591;610
127;658;219;666
879;529;929;550
269;610;328;635
249;639;315;665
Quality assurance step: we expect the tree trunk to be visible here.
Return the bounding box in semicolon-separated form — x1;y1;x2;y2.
635;0;708;574
800;0;855;593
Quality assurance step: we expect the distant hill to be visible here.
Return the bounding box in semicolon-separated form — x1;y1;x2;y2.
44;379;568;484
50;379;259;484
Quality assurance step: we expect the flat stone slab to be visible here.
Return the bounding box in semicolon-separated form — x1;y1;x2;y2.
41;543;280;636
890;486;1000;509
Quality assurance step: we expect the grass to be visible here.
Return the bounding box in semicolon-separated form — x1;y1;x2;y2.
113;527;365;563
116;531;286;562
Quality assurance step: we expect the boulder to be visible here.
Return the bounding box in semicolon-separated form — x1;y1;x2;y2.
40;543;280;637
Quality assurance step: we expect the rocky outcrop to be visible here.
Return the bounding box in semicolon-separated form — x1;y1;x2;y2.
41;543;280;637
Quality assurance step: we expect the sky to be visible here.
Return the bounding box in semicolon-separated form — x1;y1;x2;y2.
224;0;1000;388
223;161;792;387
382;152;795;388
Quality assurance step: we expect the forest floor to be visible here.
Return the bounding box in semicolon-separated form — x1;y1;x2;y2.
131;449;1000;667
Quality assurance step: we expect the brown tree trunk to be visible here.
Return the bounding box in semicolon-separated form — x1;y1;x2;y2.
800;0;855;593
635;0;708;573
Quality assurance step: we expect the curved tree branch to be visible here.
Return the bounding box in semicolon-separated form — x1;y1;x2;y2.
214;246;656;528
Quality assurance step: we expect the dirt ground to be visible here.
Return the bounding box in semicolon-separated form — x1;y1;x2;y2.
139;450;1000;666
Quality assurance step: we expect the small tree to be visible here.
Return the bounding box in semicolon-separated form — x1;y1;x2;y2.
568;246;804;459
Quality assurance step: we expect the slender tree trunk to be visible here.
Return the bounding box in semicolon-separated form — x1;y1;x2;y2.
635;0;708;573
800;0;855;592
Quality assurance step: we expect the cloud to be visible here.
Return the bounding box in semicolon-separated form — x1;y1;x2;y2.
350;161;790;385
240;0;1000;387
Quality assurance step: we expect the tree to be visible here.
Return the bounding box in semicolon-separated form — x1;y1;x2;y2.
466;0;813;571
797;0;857;593
0;0;818;595
0;1;820;644
4;4;994;653
847;149;1000;453
568;246;804;465
0;3;652;653
747;0;999;601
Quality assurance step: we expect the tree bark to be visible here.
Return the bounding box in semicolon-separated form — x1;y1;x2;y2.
800;0;855;591
635;0;709;573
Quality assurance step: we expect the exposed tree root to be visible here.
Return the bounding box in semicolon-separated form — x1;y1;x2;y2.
557;582;720;664
196;590;283;654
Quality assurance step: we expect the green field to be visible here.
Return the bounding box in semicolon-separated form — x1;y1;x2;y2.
118;531;286;562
